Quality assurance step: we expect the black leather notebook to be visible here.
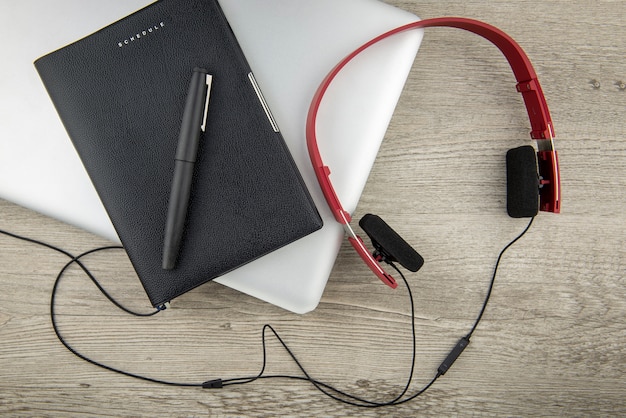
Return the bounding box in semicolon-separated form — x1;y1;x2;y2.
34;0;322;308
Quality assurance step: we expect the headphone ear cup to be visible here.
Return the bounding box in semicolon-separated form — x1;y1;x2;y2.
506;146;540;218
359;214;424;272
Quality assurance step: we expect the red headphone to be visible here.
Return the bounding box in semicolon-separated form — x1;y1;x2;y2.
306;17;561;289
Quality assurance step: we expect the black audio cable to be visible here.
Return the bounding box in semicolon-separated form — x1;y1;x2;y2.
0;216;533;407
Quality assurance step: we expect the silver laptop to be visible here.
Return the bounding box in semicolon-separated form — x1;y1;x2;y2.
0;0;422;313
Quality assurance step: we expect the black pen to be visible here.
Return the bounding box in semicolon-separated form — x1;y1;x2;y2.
162;67;212;270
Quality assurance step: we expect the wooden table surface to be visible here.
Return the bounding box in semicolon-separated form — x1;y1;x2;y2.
1;0;625;416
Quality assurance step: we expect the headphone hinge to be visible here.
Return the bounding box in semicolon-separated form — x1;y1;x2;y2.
516;78;554;141
516;78;538;93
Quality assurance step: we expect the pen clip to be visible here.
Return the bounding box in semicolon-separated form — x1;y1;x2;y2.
201;74;213;132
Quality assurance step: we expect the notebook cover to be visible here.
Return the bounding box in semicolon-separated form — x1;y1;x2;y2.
34;0;322;307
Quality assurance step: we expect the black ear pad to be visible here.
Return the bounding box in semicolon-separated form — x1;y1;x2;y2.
359;214;424;272
506;146;540;218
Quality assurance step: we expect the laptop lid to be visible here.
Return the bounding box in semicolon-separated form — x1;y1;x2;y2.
0;0;422;313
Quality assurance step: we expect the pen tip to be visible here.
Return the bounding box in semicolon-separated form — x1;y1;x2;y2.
162;256;176;270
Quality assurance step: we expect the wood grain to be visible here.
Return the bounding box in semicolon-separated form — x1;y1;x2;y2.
1;0;625;415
